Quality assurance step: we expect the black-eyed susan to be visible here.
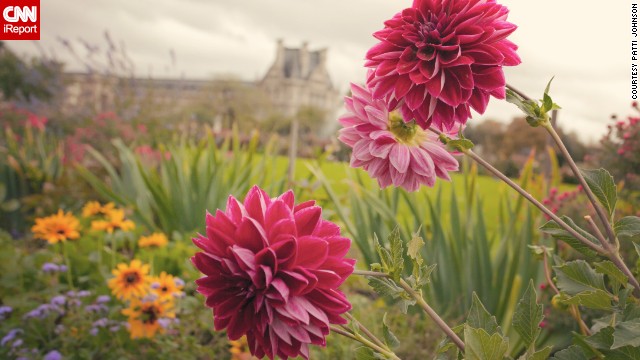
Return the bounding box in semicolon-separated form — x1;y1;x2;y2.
91;209;135;233
32;210;81;244
150;272;184;300
138;233;168;249
121;297;175;339
108;260;149;300
81;201;115;218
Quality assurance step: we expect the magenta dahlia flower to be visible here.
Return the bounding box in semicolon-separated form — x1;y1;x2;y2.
366;0;521;130
192;186;355;360
339;82;459;192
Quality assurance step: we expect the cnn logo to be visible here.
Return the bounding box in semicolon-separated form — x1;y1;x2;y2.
3;6;37;22
0;0;40;40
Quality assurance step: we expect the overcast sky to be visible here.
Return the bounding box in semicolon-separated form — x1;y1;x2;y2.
7;0;633;142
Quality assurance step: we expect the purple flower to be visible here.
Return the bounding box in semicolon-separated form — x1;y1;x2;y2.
58;265;68;273
23;304;63;319
109;325;121;332
54;325;65;335
92;318;108;328
0;305;12;320
89;328;99;336
41;263;60;273
43;350;63;360
84;304;108;313
1;328;22;347
76;290;91;298
50;295;66;307
96;295;110;304
173;278;185;287
11;339;23;348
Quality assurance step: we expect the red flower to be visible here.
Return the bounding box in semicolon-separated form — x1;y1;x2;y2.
366;0;520;130
192;186;355;360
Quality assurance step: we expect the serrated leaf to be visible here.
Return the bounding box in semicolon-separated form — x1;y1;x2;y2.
382;313;400;349
562;289;613;310
407;232;425;264
355;347;378;360
389;227;404;281
467;293;501;335
585;326;615;350
612;319;640;349
513;280;543;348
464;325;509;360
614;216;640;238
635;243;640;260
447;138;474;151
540;217;599;258
550;345;588;360
554;260;609;296
367;277;404;299
580;168;617;218
528;346;552;360
594;261;627;293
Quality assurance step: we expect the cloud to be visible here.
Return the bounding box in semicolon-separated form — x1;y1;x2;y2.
5;0;632;141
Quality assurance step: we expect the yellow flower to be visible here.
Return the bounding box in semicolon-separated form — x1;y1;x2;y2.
229;336;257;360
81;201;115;218
138;233;168;249
31;210;81;244
150;272;184;300
108;260;149;300
122;297;175;339
91;209;135;233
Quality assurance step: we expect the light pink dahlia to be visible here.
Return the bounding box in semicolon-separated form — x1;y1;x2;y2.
339;82;459;192
366;0;521;130
192;186;355;360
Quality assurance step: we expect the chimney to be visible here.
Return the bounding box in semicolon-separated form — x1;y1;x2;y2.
300;41;309;78
274;39;285;71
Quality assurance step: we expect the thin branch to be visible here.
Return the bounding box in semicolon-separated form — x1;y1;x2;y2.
584;216;609;250
353;269;388;277
344;312;387;350
543;123;617;244
331;325;402;360
397;279;465;352
506;84;531;101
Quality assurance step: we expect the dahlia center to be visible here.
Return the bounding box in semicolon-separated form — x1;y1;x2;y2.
388;112;426;145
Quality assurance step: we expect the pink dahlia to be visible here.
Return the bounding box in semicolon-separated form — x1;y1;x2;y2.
192;186;355;360
339;82;459;192
366;0;521;130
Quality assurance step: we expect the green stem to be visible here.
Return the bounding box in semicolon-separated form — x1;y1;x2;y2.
397;279;465;352
62;241;74;289
331;325;402;360
344;312;387;350
352;269;465;352
543;123;617;244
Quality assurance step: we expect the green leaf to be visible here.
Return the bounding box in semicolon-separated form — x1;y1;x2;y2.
594;260;628;293
382;313;400;349
540;217;599;258
447;138;475;151
550;345;588;360
375;228;404;282
513;280;544;348
542;93;553;113
580;168;617;218
464;325;509;360
528;346;553;360
544;76;555;95
554;260;608;295
407;231;425;264
562;289;613;310
367;277;404;299
355;347;378;360
612;319;640;349
614;216;640;238
466;293;501;335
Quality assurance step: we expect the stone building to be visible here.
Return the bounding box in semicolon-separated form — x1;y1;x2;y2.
259;40;341;121
58;40;341;130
